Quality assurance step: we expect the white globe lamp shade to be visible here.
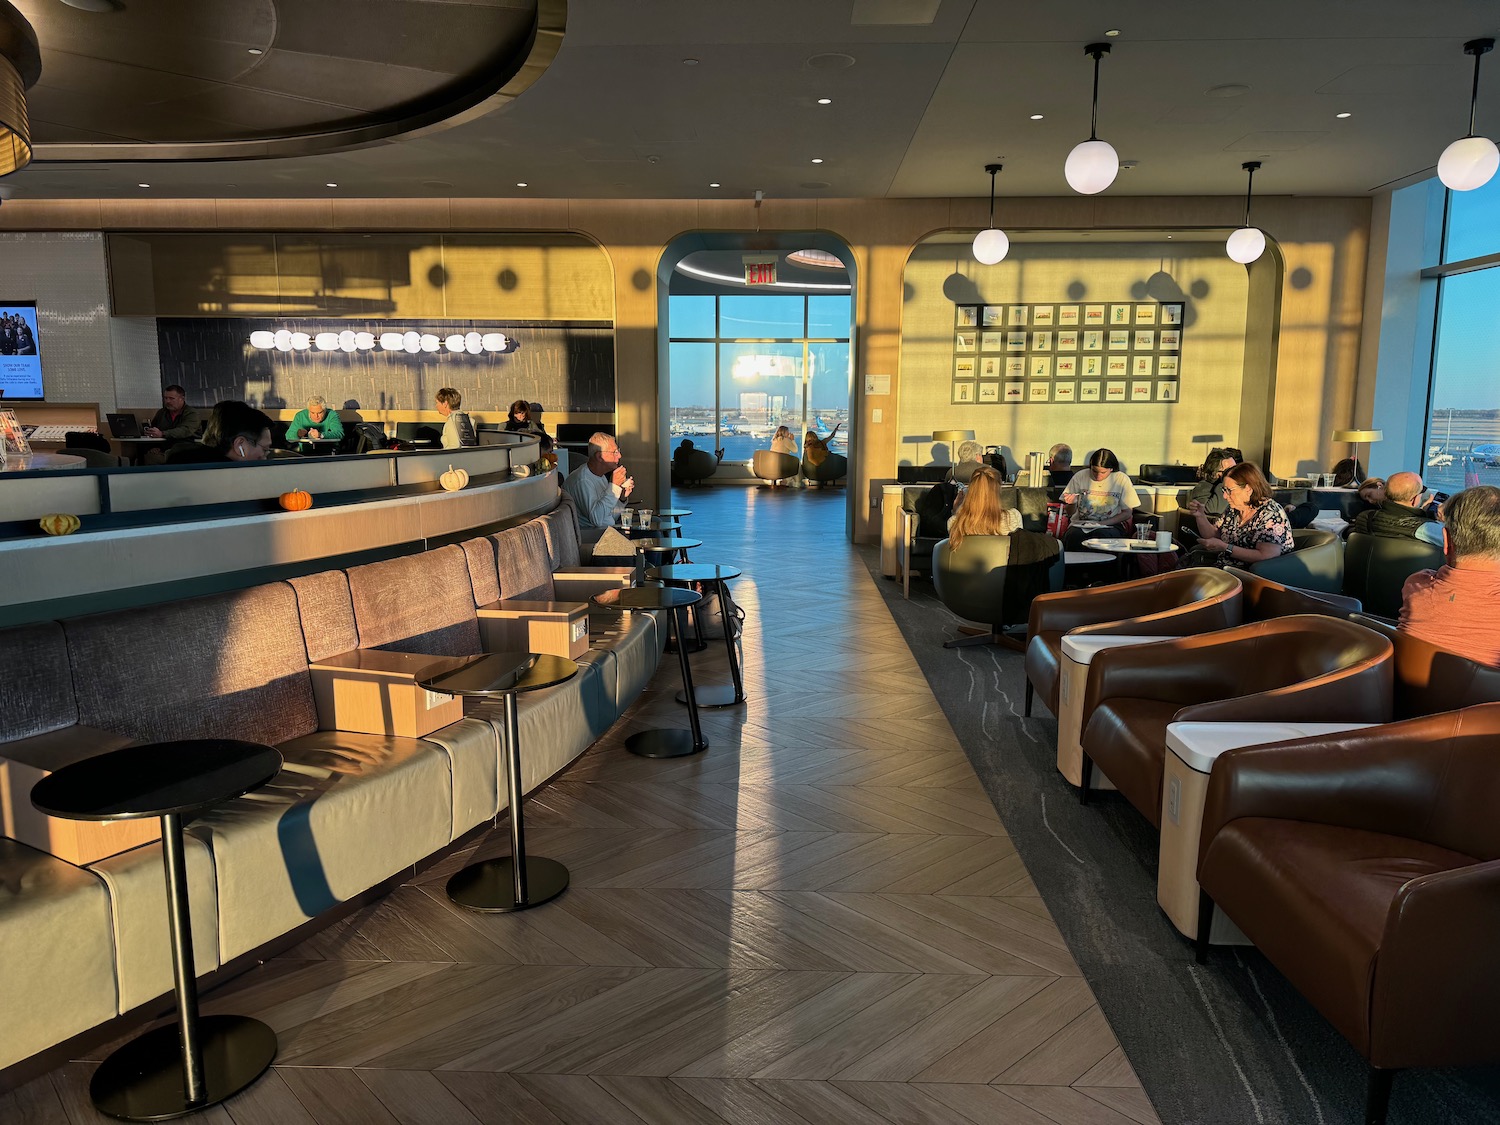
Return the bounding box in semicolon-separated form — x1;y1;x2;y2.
1065;138;1118;194
1225;226;1266;264
248;331;274;349
972;227;1010;265
1437;134;1500;191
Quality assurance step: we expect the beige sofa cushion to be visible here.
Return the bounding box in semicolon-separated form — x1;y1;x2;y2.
347;545;481;657
0;622;77;741
0;839;117;1070
416;716;503;836
288;570;360;663
493;523;555;602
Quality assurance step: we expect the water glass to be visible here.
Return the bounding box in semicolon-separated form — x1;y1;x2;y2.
619;508;634;530
638;508;654;529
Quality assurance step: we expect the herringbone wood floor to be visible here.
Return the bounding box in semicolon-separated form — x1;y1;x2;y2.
6;486;1159;1125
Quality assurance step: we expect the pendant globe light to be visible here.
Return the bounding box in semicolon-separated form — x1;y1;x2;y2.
1225;161;1266;264
1065;43;1119;195
1437;38;1498;192
972;163;1009;265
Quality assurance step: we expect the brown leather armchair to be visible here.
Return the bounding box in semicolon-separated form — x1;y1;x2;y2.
1195;704;1500;1125
1225;566;1362;621
1348;614;1500;719
1078;616;1393;825
1023;568;1243;718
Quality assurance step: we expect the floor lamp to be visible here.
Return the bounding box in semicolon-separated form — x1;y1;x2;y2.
1331;428;1382;483
932;429;974;466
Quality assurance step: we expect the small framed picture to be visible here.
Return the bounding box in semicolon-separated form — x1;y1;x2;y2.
1006;330;1028;351
955;357;976;378
1029;382;1050;401
1157;381;1179;402
1083;330;1104;351
1110;304;1132;325
1030;356;1052;378
1159;329;1181;351
980;356;1001;378
955;332;976;353
1084;305;1106;325
981;330;1006;352
1134;304;1157;324
981;305;1004;326
1105;380;1127;401
953;381;975;403
1157;355;1179;377
958;306;979;327
1055;356;1077;378
1033;305;1055;325
1132;355;1153;377
1005;357;1026;377
1079;381;1102;402
977;381;1000;403
1161;303;1183;325
1083;355;1103;378
1134;330;1155;351
1107;355;1129;376
1003;381;1025;401
1108;330;1130;351
1008;305;1028;325
1031;330;1052;352
1054;381;1077;402
1058;305;1080;325
1131;381;1153;401
1056;330;1079;351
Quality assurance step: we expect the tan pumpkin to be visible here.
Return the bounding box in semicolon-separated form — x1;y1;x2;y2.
39;513;81;536
440;465;469;492
279;489;313;511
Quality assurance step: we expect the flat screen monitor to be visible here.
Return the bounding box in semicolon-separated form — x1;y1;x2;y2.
0;302;43;400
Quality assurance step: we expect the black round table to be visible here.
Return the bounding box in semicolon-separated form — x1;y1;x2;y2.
635;536;702;566
656;508;692;520
416;652;578;913
592;586;708;758
648;563;746;709
31;739;283;1122
626;519;683;538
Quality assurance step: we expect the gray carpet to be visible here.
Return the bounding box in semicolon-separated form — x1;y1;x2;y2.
860;547;1500;1125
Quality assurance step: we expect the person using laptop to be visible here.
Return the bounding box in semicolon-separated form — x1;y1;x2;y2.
143;385;203;441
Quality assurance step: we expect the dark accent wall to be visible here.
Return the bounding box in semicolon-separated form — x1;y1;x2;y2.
156;318;615;413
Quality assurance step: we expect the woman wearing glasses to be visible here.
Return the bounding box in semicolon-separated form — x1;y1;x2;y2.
1183;460;1294;566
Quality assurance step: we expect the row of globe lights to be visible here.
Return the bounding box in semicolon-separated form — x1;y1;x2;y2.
248;329;510;355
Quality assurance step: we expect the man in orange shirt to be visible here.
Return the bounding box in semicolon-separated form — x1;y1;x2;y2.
1399;485;1500;668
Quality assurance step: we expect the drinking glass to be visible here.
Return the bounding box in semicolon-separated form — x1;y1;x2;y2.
619;508;634;530
638;508;654;529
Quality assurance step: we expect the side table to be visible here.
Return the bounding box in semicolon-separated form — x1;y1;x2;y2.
31;739;283;1122
592;586;708;758
416;652;578;912
648;563;746;708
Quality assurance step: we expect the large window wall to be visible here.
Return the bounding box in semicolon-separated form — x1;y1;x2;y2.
1423;177;1500;494
668;294;851;463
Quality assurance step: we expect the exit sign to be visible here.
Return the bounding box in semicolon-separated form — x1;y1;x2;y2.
743;256;778;285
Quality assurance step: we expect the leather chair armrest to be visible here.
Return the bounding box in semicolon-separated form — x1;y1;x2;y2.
1081;633;1242;722
1372;860;1500;1068
1029;577;1180;640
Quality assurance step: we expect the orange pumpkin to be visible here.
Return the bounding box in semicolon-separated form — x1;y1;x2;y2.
39;513;81;536
440;465;469;492
279;489;313;511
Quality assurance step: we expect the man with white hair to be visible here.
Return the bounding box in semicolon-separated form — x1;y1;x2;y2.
286;394;344;452
1350;469;1442;546
1399;485;1500;668
562;431;634;527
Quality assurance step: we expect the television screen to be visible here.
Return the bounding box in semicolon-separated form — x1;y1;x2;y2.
0;302;43;399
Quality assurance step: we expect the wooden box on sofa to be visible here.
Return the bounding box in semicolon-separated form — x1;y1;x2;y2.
310;649;465;737
479;600;590;661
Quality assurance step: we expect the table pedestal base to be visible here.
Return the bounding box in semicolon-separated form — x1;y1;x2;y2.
676;684;746;708
447;855;569;913
627;728;708;758
91;1014;277;1122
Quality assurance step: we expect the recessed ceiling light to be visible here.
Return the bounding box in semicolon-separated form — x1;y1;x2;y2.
325;182;337;188
1120;160;1138;170
1029;113;1044;120
1336;111;1352;119
709;182;721;188
247;48;263;55
516;182;528;187
811;157;824;164
817;98;832;105
1105;28;1121;37
136;183;149;188
682;58;699;66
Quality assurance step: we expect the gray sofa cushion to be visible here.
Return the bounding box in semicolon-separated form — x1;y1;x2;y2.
347;545;481;657
0;622;77;741
539;504;582;569
460;536;500;607
287;570;359;664
65;584;319;746
493;522;556;601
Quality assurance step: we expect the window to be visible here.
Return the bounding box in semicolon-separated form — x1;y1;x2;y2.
668;294;851;464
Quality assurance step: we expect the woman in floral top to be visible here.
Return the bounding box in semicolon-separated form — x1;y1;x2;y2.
1184;461;1294;566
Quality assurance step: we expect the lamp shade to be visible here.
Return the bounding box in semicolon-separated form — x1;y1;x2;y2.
1225;227;1266;264
972;227;1009;265
1437;134;1500;191
0;3;41;179
1065;138;1118;195
1331;429;1383;443
932;430;975;443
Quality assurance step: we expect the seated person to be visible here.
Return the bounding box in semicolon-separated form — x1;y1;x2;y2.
143;384;203;441
1178;448;1238;541
950;439;986;483
770;425;797;456
563;432;633;527
165;401;274;464
1400;486;1500;667
435;387;477;449
503;398;547;437
805;422;842;466
1182;461;1294;567
947;466;1022;542
1046;443;1072;472
285;395;344;452
1349;470;1442;546
537;432;558;470
1060;447;1139;549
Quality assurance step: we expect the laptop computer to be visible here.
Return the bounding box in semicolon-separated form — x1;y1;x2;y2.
106;413;142;438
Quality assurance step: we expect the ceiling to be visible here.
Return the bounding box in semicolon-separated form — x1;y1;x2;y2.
4;0;1499;202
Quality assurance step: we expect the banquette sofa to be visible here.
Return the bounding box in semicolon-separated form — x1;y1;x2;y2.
0;493;663;1073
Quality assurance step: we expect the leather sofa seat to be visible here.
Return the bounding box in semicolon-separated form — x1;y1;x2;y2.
1079;615;1393;826
1225;566;1362;621
1025;568;1243;718
1347;614;1500;719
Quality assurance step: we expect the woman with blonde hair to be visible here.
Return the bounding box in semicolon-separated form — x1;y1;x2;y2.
947;466;1021;550
770;425;797;455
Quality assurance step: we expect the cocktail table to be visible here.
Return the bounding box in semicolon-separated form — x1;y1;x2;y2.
592;586;707;758
416;652;578;912
649;563;746;708
31;739;283;1121
636;535;702;565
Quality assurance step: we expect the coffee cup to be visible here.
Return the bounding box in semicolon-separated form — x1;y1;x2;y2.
1157;531;1172;550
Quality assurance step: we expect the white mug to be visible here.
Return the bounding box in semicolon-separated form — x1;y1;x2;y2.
1157;531;1172;550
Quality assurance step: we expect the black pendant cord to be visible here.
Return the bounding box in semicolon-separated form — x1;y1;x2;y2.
1464;39;1494;137
1241;161;1260;227
985;163;1001;227
1084;43;1111;141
